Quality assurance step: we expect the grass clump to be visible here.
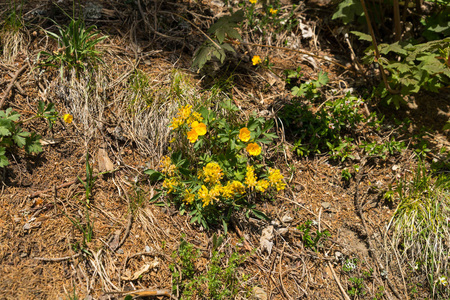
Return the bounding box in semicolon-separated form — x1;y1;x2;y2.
388;164;450;298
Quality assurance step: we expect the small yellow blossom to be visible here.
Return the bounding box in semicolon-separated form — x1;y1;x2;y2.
269;8;278;14
170;117;183;129
268;168;286;191
239;127;251;142
183;190;195;204
252;55;262;65
245;165;258;190
221;182;235;198
63;114;73;124
179;105;192;120
187;129;198;143
249;0;257;3
246;142;261;156
202;162;223;184
438;276;448;286
162;178;178;193
192;121;207;136
255;179;270;193
159;156;177;176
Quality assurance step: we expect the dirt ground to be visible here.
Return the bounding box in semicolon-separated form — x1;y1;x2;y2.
1;0;450;299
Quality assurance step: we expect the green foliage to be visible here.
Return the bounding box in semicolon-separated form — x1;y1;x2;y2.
291;71;329;100
38;18;107;77
347;276;366;297
37;101;59;129
296;220;330;252
389;164;450;298
360;138;406;160
280;93;366;160
2;0;24;31
170;237;248;299
332;0;364;25
358;37;450;108
192;10;244;70
0;108;42;167
145;100;285;229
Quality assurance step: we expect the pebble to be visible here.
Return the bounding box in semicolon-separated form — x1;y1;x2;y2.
117;249;124;254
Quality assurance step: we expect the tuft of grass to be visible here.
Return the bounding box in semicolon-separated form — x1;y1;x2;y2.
388;164;450;298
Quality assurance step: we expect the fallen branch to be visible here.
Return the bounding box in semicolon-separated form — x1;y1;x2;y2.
0;64;28;109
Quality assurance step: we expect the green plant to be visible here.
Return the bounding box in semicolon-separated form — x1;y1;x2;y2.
388;164;450;298
2;0;24;32
290;71;329;101
280;93;367;160
38;17;107;78
296;220;330;252
146;100;285;229
341;168;352;181
36;101;59;130
360;137;406;160
0;108;42;167
170;236;248;299
348;276;366;297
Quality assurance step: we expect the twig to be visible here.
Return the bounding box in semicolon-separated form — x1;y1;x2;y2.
33;253;82;262
279;242;293;300
327;261;351;300
114;214;133;251
104;289;173;298
0;64;28;109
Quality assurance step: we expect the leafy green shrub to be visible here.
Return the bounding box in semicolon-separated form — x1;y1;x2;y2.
38;18;107;77
170;236;249;299
280;93;366;160
296;220;330;252
359;36;450;108
289;70;329;101
388;165;450;298
0;108;42;167
146;100;285;229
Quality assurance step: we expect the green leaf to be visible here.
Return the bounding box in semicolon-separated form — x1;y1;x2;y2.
332;0;364;25
144;169;164;182
0;147;8;167
251;209;269;220
317;71;329;86
208;10;244;43
25;133;43;154
351;31;372;42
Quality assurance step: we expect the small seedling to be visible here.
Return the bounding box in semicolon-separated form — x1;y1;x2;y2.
296;220;331;252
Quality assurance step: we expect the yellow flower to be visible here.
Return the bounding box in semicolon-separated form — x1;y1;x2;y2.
187;111;203;124
269;8;278;14
170;117;183;129
246;142;261;156
221;182;235;199
249;0;257;3
202;162;223;184
183;190;195;204
179;105;192;120
239;127;251;142
268;168;286;191
63;114;73;124
162;178;178;193
187;129;198;143
256;179;269;193
159;156;177;176
252;55;262;65
245;165;258;190
192;121;207;136
198;185;220;207
230;180;245;195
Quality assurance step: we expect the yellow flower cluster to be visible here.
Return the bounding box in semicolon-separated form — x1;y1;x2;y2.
163;178;178;193
160;156;177;176
268;168;286;191
63;114;73;124
170;105;203;129
198;185;221;207
183;189;195;204
202;162;223;184
269;8;278;14
252;55;262;65
245;165;258;190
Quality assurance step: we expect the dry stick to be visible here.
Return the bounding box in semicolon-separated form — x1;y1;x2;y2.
359;0;400;95
327;261;351;300
34;253;82;262
354;158;402;300
0;64;28;109
279;242;293;300
114;214;133;251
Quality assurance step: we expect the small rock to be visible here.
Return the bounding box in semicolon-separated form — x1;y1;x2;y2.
321;202;331;210
281;215;293;224
117;249;124;254
335;251;344;262
252;286;267;300
260;226;274;255
20;252;27;258
144;245;151;253
271;220;280;226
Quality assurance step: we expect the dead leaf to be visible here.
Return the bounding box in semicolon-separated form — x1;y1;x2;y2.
98;144;114;172
121;258;159;281
260;226;274;255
